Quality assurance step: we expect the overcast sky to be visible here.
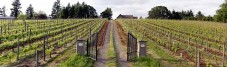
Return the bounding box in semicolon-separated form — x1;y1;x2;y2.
0;0;225;19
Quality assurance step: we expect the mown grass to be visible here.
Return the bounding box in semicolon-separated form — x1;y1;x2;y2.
106;22;117;67
133;57;162;67
58;54;94;67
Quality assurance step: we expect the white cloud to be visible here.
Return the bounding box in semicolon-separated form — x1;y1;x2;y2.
0;0;224;19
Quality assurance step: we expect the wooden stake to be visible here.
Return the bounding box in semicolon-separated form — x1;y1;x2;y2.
17;37;20;60
36;50;39;67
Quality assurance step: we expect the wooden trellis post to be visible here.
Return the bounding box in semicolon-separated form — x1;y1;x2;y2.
1;26;3;35
4;24;6;34
223;40;226;67
197;51;200;67
43;37;46;61
36;50;39;67
17;37;20;60
169;33;172;50
195;38;198;67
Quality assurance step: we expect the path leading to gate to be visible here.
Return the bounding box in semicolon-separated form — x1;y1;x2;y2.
95;20;129;67
112;21;129;67
94;20;111;67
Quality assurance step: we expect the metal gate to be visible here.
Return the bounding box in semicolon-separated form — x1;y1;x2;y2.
86;32;98;60
127;32;137;61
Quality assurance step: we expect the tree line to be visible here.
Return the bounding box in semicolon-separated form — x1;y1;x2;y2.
147;6;213;21
0;0;112;19
147;1;227;23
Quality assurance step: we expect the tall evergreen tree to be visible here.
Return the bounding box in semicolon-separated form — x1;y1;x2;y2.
57;2;98;19
10;0;21;18
0;8;2;16
1;6;6;16
51;0;61;19
171;10;182;19
26;4;34;19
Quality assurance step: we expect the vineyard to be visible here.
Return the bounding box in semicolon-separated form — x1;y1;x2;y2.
0;19;226;67
0;19;106;66
116;19;227;67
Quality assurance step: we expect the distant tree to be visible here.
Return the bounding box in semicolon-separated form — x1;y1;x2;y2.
60;3;71;19
140;16;143;19
59;2;98;19
195;11;204;20
170;10;182;19
148;6;171;19
17;14;26;19
0;8;2;15
69;4;76;18
34;11;47;19
87;5;98;18
26;4;34;19
203;15;213;21
10;0;22;19
0;6;6;16
100;8;112;20
179;10;194;20
214;1;227;22
73;2;81;18
51;0;61;19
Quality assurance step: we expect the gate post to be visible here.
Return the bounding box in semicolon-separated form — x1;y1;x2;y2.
138;40;147;57
76;39;86;55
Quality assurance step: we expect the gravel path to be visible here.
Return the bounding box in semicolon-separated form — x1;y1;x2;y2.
94;21;111;67
112;21;129;67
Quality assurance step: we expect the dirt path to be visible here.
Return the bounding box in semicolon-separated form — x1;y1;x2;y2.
94;21;111;67
112;21;129;67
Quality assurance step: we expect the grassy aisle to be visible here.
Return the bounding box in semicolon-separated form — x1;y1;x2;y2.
106;21;117;67
44;41;77;67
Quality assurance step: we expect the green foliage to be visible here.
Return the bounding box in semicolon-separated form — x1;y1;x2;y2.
7;52;14;62
33;11;48;19
10;0;22;18
202;15;213;21
51;0;61;19
170;10;182;19
195;11;205;20
26;4;34;19
59;2;98;19
0;6;6;16
180;10;195;20
23;46;30;55
58;54;94;67
46;46;54;55
148;6;171;19
214;2;227;22
134;57;162;67
147;6;208;20
57;41;64;47
17;14;26;19
100;7;112;20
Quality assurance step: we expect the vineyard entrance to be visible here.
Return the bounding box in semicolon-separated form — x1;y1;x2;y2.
86;32;98;60
127;32;137;61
